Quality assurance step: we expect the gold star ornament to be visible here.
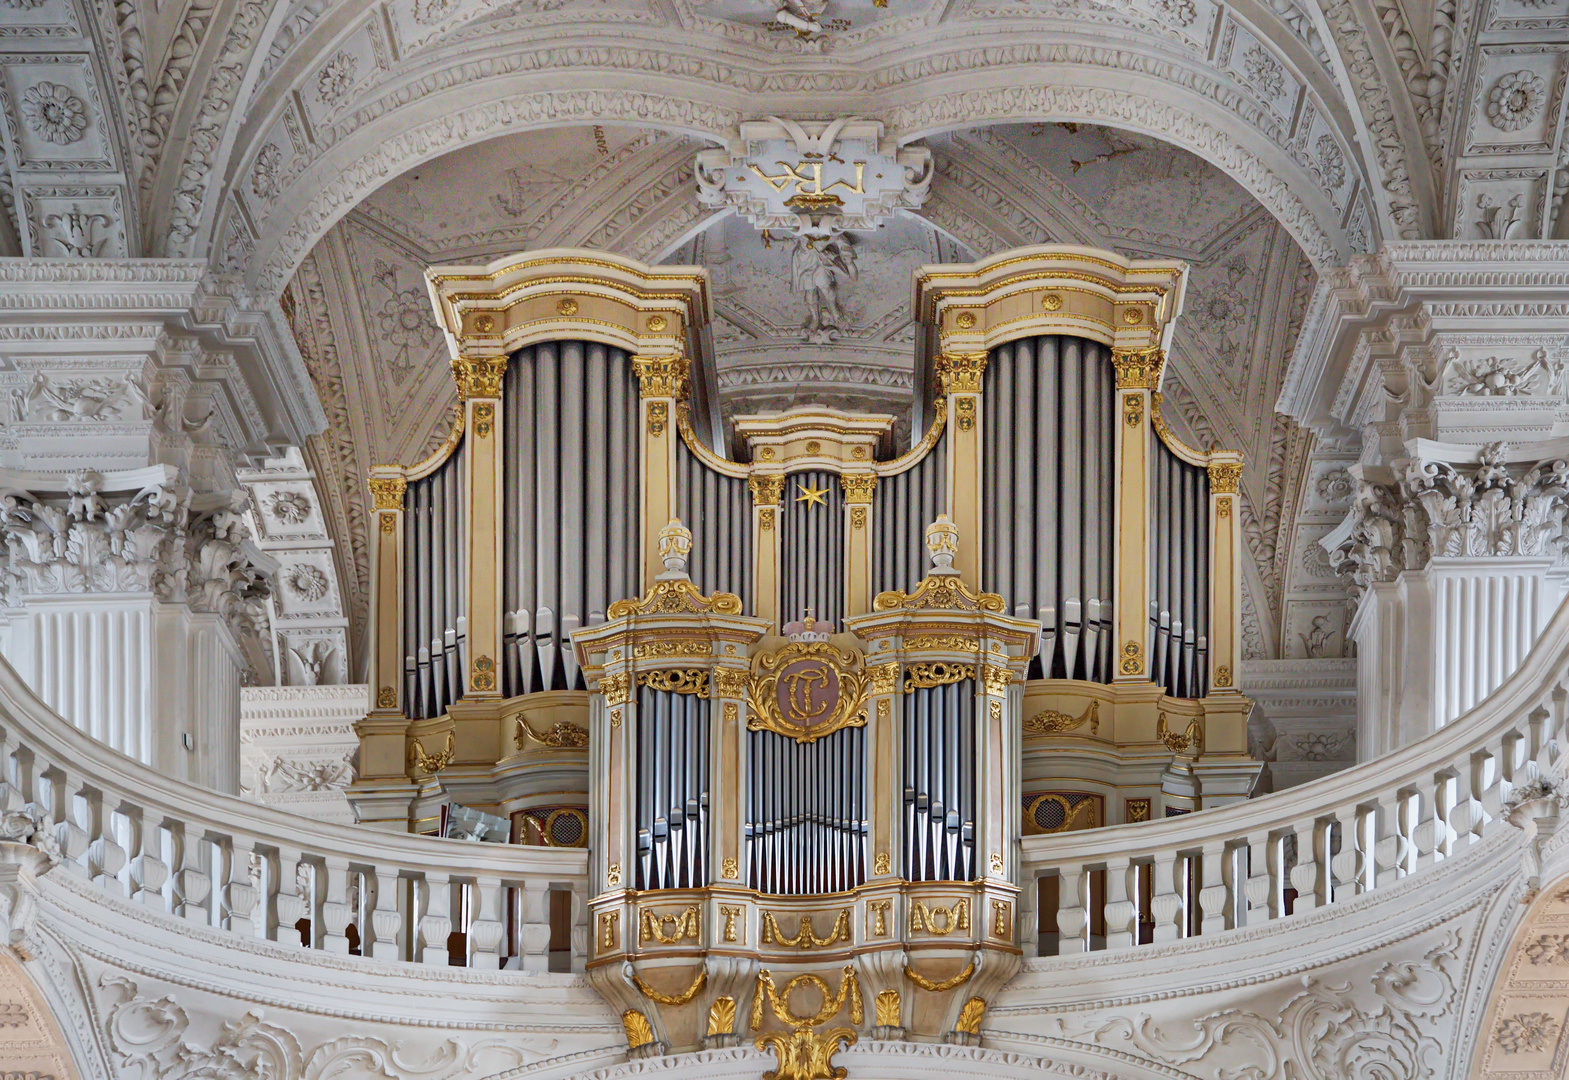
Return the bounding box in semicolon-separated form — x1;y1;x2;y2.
795;481;830;508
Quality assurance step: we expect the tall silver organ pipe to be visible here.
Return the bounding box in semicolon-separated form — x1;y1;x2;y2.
402;437;467;720
901;679;976;881
634;686;710;890
1149;438;1210;699
502;341;639;695
871;438;946;598
675;438;752;609
779;468;844;626
982;335;1116;682
745;727;866;895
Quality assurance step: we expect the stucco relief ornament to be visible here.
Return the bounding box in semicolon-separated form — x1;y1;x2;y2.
316;51;357;105
1496;1012;1558;1053
1487;71;1547;132
284;564;330;602
1242;45;1286;98
251;144;282;200
1503;755;1569;895
268;490;311;525
1153;0;1197;27
19;82;87;144
1315;135;1346;188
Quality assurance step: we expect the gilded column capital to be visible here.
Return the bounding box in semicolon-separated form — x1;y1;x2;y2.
1208;462;1243;493
631;355;690;399
368;476;407;510
749;475;785;506
1111;347;1165;389
935;351;988;395
840;472;877;504
452;356;507;399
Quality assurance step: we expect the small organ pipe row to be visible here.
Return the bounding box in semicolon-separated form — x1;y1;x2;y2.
901;679;976;882
634;686;710;891
675;438;752;608
745;727;867;895
1150;438;1210;699
982;336;1116;683
871;438;946;599
779;468;845;627
403;439;467;720
501;341;640;696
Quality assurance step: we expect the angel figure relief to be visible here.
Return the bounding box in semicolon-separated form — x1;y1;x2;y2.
791;230;858;344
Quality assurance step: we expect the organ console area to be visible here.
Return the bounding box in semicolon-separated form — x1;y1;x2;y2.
350;246;1257;1059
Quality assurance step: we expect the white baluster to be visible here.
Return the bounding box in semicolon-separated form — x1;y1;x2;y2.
1329;809;1359;903
275;850;311;947
1242;833;1275;926
127;809;168;911
1055;867;1089;954
518;879;551;973
1197;842;1228;936
418;872;453;966
468;875;506;970
1287;819;1322;914
1102;857;1138;950
570;886;589;973
1017;868;1040;957
320;856;353;955
1149;849;1184;943
170;822;211;924
364;865;402;962
223;839;259;937
83;789;125;897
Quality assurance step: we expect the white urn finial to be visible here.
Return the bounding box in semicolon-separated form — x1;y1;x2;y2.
926;514;959;576
658;518;693;578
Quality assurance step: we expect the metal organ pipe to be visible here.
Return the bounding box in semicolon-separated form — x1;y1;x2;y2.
402;437;467;720
1149;436;1211;698
501;342;639;696
900;680;976;882
779;469;844;625
872;439;946;597
674;438;752;608
744;727;865;895
982;336;1116;682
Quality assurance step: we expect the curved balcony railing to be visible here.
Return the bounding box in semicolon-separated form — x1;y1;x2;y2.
1020;596;1569;955
3;593;1567;974
0;659;588;971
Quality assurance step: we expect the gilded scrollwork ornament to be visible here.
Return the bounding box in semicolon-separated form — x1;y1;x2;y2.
367;476;406;510
748;641;868;743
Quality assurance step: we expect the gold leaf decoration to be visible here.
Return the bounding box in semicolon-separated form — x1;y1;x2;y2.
631;966;708;1006
515;718;589;748
874;989;901;1027
747;641;868;744
606;578;744;620
904;958;976;993
621;1009;655;1049
640;905;702;944
638;668;711;697
908;899;970;936
708;996;737;1037
1157;711;1204;755
1023;700;1099;735
760;910;851;949
756;1025;857;1080
903;661;975;692
955;996;987;1035
872;575;1007;614
407;730;455;773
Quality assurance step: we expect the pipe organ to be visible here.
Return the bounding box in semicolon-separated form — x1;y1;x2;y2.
353;245;1258;1061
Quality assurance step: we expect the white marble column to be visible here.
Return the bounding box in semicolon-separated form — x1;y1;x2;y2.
1280;243;1569;755
0;262;323;792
